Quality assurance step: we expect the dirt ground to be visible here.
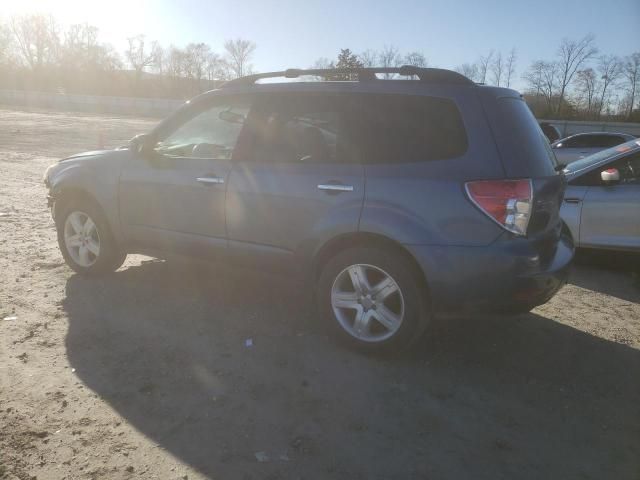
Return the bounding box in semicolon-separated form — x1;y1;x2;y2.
1;107;639;480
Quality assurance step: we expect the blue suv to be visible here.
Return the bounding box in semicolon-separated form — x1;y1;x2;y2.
44;66;574;352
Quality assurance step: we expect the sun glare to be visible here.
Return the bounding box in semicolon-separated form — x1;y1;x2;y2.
3;0;146;48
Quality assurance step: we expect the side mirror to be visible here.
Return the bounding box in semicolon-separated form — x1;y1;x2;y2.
601;168;620;184
129;134;154;157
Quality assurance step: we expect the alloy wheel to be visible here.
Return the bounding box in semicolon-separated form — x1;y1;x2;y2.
331;263;405;342
63;211;100;267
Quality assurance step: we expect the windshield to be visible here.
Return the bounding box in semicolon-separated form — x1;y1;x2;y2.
564;139;640;175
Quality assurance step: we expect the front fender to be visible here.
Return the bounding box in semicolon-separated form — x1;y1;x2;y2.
47;151;129;243
560;185;587;247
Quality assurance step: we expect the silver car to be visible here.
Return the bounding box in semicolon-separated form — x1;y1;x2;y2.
561;139;640;252
552;132;636;166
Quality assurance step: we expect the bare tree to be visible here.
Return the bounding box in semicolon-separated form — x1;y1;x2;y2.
378;45;401;78
456;62;479;82
505;48;517;87
478;50;494;84
540;61;559;111
622;52;640;119
311;57;334;70
0;21;14;66
490;51;504;86
358;49;377;67
150;42;164;74
574;68;598;117
403;51;427;68
126;36;156;73
182;42;212;92
125;35;159;94
10;14;60;70
523;60;545;97
596;55;622;117
206;52;226;82
555;34;598;113
61;23;119;72
223;38;256;78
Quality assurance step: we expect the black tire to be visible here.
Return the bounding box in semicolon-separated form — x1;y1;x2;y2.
55;198;126;275
317;246;430;354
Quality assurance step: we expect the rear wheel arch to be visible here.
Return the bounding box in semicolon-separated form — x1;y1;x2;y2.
313;232;429;291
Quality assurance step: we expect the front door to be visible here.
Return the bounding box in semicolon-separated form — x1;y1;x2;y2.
225;93;365;271
120;97;251;258
580;153;640;250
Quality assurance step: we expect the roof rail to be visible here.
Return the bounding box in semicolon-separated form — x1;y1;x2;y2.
221;66;474;88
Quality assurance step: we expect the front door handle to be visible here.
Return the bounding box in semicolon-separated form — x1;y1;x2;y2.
564;197;581;204
197;176;225;185
317;183;354;193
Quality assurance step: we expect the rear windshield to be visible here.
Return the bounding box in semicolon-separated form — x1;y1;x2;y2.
487;96;558;177
354;94;468;163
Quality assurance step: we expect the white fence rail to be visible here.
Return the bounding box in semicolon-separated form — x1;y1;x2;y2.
0;89;184;117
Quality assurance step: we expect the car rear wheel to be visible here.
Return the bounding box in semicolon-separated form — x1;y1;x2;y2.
317;247;430;353
56;201;126;275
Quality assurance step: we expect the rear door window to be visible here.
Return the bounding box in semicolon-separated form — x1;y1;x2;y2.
246;94;352;163
353;94;468;163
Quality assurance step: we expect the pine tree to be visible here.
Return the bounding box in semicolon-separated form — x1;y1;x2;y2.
328;48;363;80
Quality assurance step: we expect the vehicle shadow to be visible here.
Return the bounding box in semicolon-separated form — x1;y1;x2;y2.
569;250;640;303
63;261;640;480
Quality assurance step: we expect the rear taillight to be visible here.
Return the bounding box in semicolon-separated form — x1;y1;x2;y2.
465;179;533;236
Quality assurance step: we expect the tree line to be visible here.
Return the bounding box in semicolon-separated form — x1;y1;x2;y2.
315;38;638;122
0;14;256;98
0;14;638;121
517;34;639;121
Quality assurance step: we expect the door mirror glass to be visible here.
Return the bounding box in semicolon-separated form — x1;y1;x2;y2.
601;168;620;184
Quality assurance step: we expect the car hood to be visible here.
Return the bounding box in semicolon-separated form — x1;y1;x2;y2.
59;149;118;162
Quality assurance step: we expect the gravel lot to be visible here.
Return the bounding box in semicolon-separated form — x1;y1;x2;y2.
1;107;639;480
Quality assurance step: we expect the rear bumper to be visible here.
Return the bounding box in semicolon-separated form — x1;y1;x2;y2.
406;230;574;314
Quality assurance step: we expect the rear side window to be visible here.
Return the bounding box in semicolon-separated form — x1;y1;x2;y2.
354;95;467;163
488;96;558;176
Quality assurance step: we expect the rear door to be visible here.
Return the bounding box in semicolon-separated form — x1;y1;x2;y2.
225;93;365;271
579;153;640;250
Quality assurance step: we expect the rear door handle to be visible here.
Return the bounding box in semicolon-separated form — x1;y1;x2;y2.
564;197;581;204
197;176;225;185
317;184;354;193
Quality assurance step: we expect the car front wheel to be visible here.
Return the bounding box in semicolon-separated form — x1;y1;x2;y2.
56;200;126;275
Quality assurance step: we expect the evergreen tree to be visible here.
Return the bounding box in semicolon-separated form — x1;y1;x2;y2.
329;48;363;80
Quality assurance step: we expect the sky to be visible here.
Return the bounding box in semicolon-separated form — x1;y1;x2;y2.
4;0;640;89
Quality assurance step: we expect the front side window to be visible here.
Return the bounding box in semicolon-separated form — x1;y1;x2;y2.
155;101;250;160
561;135;588;148
616;153;640;184
571;153;640;186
